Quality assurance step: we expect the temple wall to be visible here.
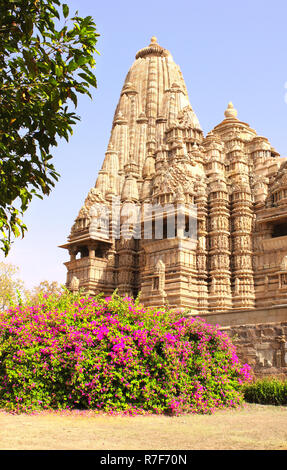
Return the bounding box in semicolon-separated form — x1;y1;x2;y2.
199;306;287;377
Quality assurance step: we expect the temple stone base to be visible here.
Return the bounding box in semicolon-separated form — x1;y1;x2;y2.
199;305;287;377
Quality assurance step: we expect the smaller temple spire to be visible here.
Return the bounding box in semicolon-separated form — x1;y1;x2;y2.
224;102;238;120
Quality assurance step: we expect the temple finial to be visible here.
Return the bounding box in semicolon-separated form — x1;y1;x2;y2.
150;36;158;44
224;101;238;119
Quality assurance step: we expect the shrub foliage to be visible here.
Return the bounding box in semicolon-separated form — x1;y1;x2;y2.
0;292;252;414
243;377;287;406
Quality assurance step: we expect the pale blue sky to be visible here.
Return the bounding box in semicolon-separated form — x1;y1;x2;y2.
3;0;287;288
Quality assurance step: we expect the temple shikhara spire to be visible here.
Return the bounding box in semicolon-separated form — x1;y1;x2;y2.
60;37;287;314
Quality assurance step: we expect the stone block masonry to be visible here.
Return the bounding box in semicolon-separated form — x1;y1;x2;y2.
200;305;287;376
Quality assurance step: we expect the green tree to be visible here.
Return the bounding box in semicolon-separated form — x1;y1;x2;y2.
0;0;99;255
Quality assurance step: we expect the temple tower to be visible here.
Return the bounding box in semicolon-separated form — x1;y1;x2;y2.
60;38;286;313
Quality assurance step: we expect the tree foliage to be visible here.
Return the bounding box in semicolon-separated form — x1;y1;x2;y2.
25;279;64;305
0;261;25;309
0;0;99;255
0;261;65;309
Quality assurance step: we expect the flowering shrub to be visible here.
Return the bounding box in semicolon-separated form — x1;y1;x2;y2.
0;291;252;414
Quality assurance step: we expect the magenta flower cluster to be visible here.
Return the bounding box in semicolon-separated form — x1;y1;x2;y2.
0;292;252;414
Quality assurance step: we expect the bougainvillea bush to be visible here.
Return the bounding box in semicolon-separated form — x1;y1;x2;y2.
0;292;252;414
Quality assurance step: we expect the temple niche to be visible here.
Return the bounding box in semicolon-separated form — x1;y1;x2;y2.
60;37;287;314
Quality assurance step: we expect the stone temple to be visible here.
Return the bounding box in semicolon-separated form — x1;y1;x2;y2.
60;37;287;318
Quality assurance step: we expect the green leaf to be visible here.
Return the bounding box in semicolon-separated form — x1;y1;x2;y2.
78;72;97;88
62;4;69;19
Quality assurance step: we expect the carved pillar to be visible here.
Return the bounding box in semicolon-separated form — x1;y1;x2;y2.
231;182;255;309
195;185;208;313
208;180;232;311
